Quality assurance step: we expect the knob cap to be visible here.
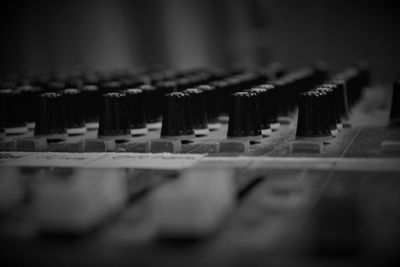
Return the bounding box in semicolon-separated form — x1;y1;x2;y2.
296;90;333;140
390;79;400;126
227;91;262;140
0;89;28;135
97;92;130;140
124;88;147;135
34;92;68;140
81;85;100;129
184;88;209;136
63;88;86;135
161;92;194;139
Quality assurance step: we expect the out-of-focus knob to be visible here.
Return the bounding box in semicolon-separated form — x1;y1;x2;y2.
124;88;147;136
390;79;400;126
63;88;86;135
184;88;209;136
34;92;68;140
0;89;28;135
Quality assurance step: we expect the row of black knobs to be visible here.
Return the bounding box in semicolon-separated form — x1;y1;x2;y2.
296;66;371;140
2;64;392;142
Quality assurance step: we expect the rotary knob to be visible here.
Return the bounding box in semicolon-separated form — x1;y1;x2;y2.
97;92;130;140
390;79;400;126
160;92;194;139
63;88;87;135
296;90;333;141
124;88;147;136
227;91;262;140
34;92;68;140
184;88;209;136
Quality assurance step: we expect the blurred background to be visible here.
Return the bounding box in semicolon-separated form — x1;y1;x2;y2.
0;0;399;83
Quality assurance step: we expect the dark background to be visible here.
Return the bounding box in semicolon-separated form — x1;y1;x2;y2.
1;0;399;83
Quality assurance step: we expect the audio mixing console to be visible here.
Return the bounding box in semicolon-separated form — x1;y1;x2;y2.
0;63;400;266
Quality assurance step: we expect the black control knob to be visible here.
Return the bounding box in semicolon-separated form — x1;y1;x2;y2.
0;89;28;135
184;88;209;136
248;88;272;136
81;85;100;130
157;80;177;96
390;79;400;126
211;80;230;116
100;80;122;94
45;81;66;93
330;79;349;121
140;84;162;130
315;87;339;135
124;88;147;135
17;85;41;129
63;88;86;135
227;91;262;140
296;90;333;140
273;79;291;117
34;92;68;140
98;92;130;140
258;84;280;130
198;84;221;130
161;92;194;139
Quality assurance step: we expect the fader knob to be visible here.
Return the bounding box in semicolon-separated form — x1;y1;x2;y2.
124;89;147;135
34;92;68;140
98;92;130;140
160;92;194;139
0;89;28;135
227;91;262;140
184;88;209;136
296;91;333;141
63;89;86;135
389;79;400;126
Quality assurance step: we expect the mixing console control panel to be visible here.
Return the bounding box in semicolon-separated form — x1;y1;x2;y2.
0;63;400;266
